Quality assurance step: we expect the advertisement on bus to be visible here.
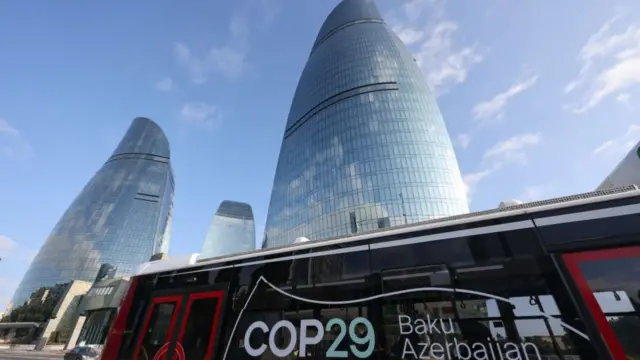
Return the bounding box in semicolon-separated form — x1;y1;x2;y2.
225;276;591;360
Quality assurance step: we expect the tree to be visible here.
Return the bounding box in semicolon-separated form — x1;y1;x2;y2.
0;283;68;324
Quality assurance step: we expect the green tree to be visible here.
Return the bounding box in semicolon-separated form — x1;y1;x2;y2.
0;284;67;324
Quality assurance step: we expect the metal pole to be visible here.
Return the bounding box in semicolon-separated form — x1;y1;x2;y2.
399;192;408;225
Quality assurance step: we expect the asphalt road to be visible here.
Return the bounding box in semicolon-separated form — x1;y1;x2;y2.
0;349;64;360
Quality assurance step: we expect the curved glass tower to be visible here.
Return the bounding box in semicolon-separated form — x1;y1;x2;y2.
11;117;175;306
263;0;468;248
200;200;256;258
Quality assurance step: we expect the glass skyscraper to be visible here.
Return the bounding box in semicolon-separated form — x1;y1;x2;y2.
11;117;175;307
263;0;468;248
200;200;256;258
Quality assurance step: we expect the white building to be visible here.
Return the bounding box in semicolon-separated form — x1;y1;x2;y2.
597;140;640;191
498;199;523;209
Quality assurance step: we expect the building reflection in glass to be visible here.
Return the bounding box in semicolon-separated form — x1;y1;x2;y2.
11;117;175;307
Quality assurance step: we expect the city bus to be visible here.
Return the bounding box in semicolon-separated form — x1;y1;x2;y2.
100;186;640;360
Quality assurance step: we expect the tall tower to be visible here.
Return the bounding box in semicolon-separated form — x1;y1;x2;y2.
263;0;468;248
200;200;256;258
11;117;175;306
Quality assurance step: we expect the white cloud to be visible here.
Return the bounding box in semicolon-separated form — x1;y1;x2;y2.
593;124;640;156
462;169;492;204
393;26;424;45
416;22;484;95
397;0;445;23
455;133;472;149
175;16;249;84
259;0;282;25
472;75;539;121
483;132;542;166
519;186;547;202
0;118;32;160
155;77;174;92
0;119;20;137
0;235;17;256
0;234;35;263
616;92;631;103
180;102;222;130
593;139;616;154
461;133;542;206
625;124;640;137
0;278;17;313
0;235;31;312
389;1;483;95
565;17;640;113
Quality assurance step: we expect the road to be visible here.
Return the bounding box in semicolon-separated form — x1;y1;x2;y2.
0;349;64;360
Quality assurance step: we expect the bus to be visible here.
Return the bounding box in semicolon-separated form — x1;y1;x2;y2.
100;186;640;360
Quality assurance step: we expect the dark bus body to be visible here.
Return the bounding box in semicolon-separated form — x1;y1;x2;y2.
102;186;640;360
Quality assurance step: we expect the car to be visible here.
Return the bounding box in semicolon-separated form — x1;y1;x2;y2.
63;346;99;360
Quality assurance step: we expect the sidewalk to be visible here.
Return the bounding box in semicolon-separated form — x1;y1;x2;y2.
0;349;65;359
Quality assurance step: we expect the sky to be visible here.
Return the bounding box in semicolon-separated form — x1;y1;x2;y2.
1;0;640;312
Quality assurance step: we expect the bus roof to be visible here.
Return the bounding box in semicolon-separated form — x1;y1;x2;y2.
137;185;640;276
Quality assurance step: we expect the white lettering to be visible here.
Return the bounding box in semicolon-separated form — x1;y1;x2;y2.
397;315;456;335
299;319;323;357
398;315;413;334
454;338;471;360
427;316;441;334
418;341;430;359
440;318;454;334
244;316;546;360
244;321;268;357
472;343;489;360
488;338;497;359
402;338;417;358
415;318;427;334
504;342;521;360
268;320;297;357
430;343;446;360
496;340;505;360
521;342;541;360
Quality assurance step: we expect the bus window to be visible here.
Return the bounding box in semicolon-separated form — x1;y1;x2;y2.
564;246;640;359
133;296;181;360
174;291;224;360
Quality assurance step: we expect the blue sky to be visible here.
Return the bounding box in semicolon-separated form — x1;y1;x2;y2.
1;0;640;311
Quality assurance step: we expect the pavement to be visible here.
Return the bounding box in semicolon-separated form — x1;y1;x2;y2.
0;349;64;360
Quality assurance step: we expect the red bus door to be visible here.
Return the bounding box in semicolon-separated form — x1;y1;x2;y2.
132;295;182;360
172;291;224;360
563;246;640;360
132;291;224;360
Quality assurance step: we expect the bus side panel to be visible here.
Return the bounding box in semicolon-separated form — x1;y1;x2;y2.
100;276;140;360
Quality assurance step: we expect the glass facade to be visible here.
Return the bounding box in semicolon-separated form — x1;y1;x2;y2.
200;200;256;258
263;0;468;248
11;117;175;307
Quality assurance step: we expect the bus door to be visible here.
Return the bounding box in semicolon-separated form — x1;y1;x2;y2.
132;295;182;360
132;290;225;360
563;246;640;360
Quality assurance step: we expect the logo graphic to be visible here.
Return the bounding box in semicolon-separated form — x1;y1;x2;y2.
244;317;374;358
222;276;590;360
152;342;185;360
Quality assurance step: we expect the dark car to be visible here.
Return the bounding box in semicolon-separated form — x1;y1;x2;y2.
63;346;99;360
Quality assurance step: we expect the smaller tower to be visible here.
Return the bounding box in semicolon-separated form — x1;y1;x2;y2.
201;200;256;258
